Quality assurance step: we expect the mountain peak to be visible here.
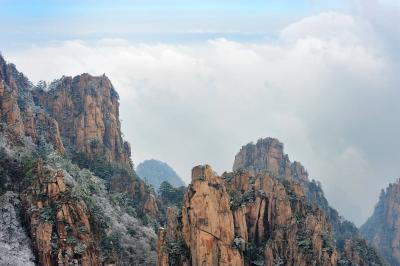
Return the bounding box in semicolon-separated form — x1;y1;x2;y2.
33;71;127;166
361;179;400;265
233;137;307;181
136;159;185;190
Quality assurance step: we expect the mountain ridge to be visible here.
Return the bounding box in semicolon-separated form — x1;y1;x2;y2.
156;137;384;266
0;53;160;265
361;178;400;265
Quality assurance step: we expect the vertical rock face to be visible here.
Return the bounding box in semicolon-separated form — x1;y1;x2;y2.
233;138;290;177
182;166;243;266
31;73;162;216
29;72;160;218
233;139;364;247
0;54;65;154
0;56;31;137
361;179;400;265
0;54;160;265
33;74;130;168
157;164;338;266
157;139;384;266
157;207;191;266
224;169;338;266
22;160;99;266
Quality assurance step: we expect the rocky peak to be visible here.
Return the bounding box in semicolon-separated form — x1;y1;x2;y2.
361;179;400;265
181;165;243;265
157;164;340;266
157;140;384;266
0;55;65;154
33;73;130;168
0;54;162;265
233;138;385;260
233;138;289;177
0;54;31;93
233;137;308;184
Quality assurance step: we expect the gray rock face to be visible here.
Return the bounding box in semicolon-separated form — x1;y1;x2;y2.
0;191;35;266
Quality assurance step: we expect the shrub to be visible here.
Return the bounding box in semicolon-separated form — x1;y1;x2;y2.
66;235;78;245
298;239;312;251
244;242;264;266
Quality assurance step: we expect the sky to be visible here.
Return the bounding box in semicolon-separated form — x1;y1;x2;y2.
1;0;400;226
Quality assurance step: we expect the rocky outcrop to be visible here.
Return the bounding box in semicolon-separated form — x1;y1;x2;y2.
340;238;383;266
182;166;244;266
157;139;384;266
158;165;338;266
361;179;400;265
157;208;190;266
30;72;160;217
22;160;99;266
33;74;131;168
224;169;338;266
0;54;65;154
233;138;369;251
0;54;160;264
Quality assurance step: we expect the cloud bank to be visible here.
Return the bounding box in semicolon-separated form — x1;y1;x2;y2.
6;6;400;225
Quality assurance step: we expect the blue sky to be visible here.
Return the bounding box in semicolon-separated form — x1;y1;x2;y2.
1;0;346;16
0;0;349;49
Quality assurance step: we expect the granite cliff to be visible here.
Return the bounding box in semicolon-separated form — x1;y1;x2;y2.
361;179;400;265
0;54;158;265
157;138;384;266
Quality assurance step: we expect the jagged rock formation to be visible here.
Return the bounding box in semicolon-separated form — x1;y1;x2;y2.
137;159;185;191
361;179;400;265
157;138;384;266
158;165;338;266
0;54;159;265
22;159;99;265
32;74;130;168
0;55;65;155
233;138;377;254
32;73;159;218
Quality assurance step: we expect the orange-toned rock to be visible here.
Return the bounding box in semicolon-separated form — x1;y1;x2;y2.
181;165;243;266
0;55;65;154
157;164;339;266
231;138;384;265
35;223;53;265
144;194;159;217
33;73;131;168
233;138;291;177
0;82;24;135
157;229;170;266
22;160;99;266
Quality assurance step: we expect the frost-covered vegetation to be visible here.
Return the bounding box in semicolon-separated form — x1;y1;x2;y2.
43;146;158;264
0;135;157;265
0;192;36;266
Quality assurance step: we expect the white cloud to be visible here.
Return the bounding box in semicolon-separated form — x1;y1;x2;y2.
5;8;400;226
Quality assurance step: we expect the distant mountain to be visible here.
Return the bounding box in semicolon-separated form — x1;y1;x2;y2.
361;179;400;265
136;159;185;190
